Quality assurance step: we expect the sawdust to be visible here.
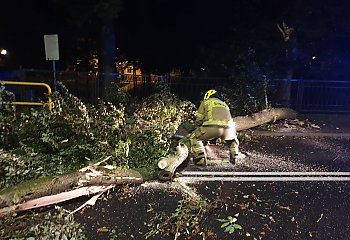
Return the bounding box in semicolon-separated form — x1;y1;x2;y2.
238;151;328;172
135;181;197;197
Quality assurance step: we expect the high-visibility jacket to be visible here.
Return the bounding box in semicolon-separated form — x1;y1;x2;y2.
195;97;232;127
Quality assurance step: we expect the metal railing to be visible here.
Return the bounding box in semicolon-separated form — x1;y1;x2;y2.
1;81;52;110
289;79;350;113
3;69;350;114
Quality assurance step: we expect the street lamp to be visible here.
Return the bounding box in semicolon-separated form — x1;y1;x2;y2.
0;48;7;55
0;48;8;68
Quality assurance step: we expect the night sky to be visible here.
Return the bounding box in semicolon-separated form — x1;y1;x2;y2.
1;0;350;77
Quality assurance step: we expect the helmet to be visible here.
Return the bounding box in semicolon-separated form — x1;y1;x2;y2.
203;89;217;100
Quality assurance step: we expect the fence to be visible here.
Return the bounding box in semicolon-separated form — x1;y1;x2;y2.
2;69;350;114
21;70;167;103
1;81;52;109
290;79;350;113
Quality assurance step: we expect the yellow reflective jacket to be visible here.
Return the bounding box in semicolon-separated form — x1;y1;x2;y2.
195;97;232;127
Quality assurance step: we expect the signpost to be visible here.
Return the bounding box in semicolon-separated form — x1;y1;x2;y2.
44;34;59;91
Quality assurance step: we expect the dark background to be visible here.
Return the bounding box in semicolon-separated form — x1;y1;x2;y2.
1;0;350;78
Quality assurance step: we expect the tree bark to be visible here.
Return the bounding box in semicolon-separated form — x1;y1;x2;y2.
0;166;150;211
234;107;297;131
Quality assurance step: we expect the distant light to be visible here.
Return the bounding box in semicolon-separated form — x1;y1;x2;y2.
0;49;7;55
201;67;206;71
312;56;316;60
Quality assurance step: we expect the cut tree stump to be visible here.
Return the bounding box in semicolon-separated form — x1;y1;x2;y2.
158;143;189;181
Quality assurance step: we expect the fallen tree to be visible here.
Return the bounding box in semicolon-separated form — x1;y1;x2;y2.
0;107;297;216
0;162;152;216
234;107;297;131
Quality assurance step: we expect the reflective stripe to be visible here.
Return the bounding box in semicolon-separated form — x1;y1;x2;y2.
193;145;202;150
193;146;203;154
209;101;229;109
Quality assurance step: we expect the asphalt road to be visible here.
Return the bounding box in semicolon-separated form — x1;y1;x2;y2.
66;133;350;240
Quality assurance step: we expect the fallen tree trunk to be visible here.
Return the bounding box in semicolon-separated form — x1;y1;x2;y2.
0;164;150;213
234;107;297;131
0;107;297;215
0;185;114;216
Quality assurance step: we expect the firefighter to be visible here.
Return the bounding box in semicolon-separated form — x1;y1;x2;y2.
189;89;245;165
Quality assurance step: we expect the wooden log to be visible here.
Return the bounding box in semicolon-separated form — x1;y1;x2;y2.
0;185;114;216
234;107;297;131
158;143;189;181
0;167;148;209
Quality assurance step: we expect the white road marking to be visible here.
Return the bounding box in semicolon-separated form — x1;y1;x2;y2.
180;171;350;176
175;176;350;182
176;171;350;182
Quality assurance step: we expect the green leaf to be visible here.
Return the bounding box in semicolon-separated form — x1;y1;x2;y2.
229;227;236;234
225;226;232;232
221;222;230;228
233;224;242;230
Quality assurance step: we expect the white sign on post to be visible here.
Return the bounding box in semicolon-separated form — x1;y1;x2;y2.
44;34;59;60
44;34;59;91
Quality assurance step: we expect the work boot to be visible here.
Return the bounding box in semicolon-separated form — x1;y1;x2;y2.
194;157;207;166
229;151;246;165
229;152;236;165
